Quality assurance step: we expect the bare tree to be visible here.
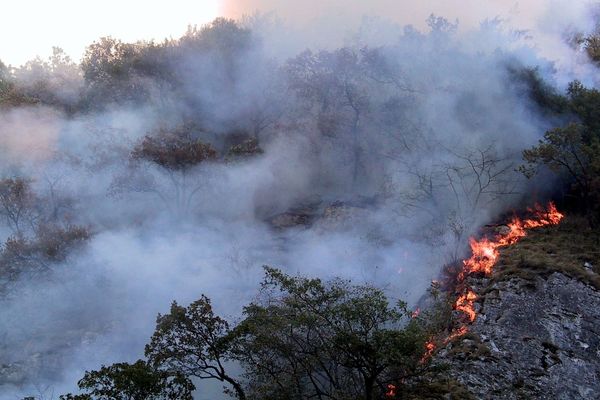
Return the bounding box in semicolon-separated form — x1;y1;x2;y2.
0;177;38;235
392;144;519;261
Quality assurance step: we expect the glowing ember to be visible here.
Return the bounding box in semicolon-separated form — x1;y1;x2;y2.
445;325;468;342
385;384;397;398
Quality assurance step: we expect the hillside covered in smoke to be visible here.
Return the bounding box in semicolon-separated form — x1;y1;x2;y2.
0;6;599;399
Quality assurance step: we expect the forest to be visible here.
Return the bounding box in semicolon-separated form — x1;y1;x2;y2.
1;14;599;400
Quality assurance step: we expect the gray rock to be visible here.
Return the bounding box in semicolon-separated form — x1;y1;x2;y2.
438;272;600;399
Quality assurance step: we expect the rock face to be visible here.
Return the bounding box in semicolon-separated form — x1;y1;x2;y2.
267;199;374;231
439;272;600;399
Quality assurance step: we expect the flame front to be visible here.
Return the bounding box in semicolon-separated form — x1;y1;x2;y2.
416;202;564;368
454;202;563;323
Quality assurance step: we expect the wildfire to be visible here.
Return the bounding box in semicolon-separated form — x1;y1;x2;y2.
446;325;468;341
454;289;477;322
415;203;564;369
455;202;563;322
458;202;564;283
419;340;437;364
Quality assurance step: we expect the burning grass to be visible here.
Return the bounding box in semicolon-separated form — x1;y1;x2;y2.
420;203;568;364
490;214;600;290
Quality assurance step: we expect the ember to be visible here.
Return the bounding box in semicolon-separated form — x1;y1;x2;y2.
385;384;397;398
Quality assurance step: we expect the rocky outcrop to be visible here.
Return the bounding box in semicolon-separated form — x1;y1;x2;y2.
267;198;376;231
438;271;600;399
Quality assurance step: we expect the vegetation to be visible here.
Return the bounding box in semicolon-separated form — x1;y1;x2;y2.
0;12;599;400
131;127;217;171
58;267;462;400
59;360;194;400
0;176;90;294
521;82;600;227
486;215;600;290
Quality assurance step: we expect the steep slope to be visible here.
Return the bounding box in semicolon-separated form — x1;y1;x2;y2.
437;217;600;399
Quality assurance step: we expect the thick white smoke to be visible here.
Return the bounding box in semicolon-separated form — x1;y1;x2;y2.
0;2;598;398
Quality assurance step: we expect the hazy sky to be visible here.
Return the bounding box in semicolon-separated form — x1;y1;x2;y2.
0;0;595;67
0;0;222;66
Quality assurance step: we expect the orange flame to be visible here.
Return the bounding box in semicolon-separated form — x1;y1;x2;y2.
419;339;437;364
445;325;468;342
454;289;477;322
419;203;563;362
455;202;563;322
459;202;563;282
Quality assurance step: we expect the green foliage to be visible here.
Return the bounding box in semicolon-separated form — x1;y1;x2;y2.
145;295;246;399
509;67;568;114
570;30;600;65
59;360;194;400
178;17;254;54
521;81;600;226
585;34;600;64
11;47;82;110
80;37;170;107
79;18;254;110
68;268;432;400
234;267;428;400
0;66;37;107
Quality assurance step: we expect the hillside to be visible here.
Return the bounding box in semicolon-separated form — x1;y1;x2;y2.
436;216;600;399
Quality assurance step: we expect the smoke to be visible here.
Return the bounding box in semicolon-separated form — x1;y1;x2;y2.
0;2;598;398
230;0;599;84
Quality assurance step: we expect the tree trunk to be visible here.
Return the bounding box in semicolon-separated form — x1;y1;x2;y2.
224;376;246;400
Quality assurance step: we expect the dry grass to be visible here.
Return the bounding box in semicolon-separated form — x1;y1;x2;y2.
489;215;600;290
446;331;492;360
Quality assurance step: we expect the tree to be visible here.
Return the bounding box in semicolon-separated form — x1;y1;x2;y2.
0;62;38;107
145;296;246;400
521;81;600;226
62;267;452;399
59;360;194;400
12;47;82;110
110;124;217;216
390;144;518;262
285;48;373;185
0;177;38;234
234;267;428;400
80;37;170;108
0;224;90;292
176;18;255;88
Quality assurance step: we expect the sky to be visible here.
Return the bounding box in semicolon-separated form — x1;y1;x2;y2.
0;0;222;66
0;0;596;67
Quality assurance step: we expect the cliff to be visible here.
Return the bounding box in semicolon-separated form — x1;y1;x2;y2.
436;217;600;399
